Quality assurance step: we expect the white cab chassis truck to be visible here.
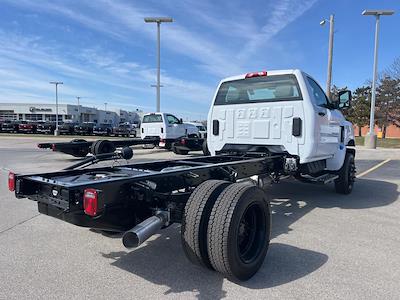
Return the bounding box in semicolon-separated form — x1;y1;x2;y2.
208;69;355;183
10;69;356;282
141;112;198;149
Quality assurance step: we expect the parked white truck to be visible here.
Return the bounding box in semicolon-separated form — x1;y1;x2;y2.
208;69;355;193
140;112;199;149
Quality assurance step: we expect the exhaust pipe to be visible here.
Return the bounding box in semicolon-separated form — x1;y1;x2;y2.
122;211;168;248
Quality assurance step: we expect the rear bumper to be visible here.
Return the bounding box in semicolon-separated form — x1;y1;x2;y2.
37;202;135;232
58;129;71;133
19;128;35;133
37;129;52;133
1;127;14;132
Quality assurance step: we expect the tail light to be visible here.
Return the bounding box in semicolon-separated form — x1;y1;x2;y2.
245;71;267;78
83;188;98;216
51;144;56;151
181;138;186;145
8;172;16;192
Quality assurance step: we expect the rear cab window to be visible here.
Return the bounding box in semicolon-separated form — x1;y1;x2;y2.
143;114;163;123
214;74;302;105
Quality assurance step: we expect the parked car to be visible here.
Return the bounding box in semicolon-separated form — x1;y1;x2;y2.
113;123;131;137
37;121;56;134
1;120;20;133
59;122;77;135
18;121;39;133
183;123;201;137
130;124;138;137
74;122;95;135
185;122;207;138
93;123;113;136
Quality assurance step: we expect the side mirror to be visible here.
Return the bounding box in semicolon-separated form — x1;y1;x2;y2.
179;118;183;124
338;90;351;109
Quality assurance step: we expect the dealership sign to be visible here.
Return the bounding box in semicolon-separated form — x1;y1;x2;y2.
29;107;52;112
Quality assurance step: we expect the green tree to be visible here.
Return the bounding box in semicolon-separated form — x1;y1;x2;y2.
330;85;347;100
344;87;371;136
375;76;400;138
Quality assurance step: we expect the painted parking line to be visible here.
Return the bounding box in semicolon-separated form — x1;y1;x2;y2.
356;158;391;178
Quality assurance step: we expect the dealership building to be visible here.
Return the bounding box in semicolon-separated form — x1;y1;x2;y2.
0;103;142;125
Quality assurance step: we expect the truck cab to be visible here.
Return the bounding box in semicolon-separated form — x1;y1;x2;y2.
141;113;188;148
208;69;354;171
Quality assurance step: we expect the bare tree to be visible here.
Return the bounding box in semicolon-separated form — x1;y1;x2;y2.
384;57;400;80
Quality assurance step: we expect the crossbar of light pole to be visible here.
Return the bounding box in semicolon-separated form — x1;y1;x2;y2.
362;10;394;16
144;17;173;23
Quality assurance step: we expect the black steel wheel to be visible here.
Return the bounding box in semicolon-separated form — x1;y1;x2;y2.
207;183;271;281
181;180;231;269
334;151;356;194
91;140;116;155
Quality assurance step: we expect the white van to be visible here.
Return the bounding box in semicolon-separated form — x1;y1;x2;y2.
141;113;189;149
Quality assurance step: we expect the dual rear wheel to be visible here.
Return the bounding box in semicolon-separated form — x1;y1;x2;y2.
181;180;271;281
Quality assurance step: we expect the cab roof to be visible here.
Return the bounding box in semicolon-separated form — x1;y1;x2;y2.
220;69;301;83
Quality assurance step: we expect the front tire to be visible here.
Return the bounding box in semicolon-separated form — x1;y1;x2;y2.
334;151;356;194
207;183;271;281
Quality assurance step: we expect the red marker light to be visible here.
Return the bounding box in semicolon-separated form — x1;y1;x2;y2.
245;71;267;78
83;188;98;216
8;172;16;192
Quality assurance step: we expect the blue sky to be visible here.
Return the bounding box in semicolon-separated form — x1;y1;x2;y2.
0;0;399;120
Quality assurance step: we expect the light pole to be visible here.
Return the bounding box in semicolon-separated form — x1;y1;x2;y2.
104;102;107;112
76;96;81;123
49;81;63;136
320;14;334;99
144;17;173;112
362;9;394;149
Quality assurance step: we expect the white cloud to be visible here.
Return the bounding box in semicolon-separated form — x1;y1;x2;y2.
0;0;318;119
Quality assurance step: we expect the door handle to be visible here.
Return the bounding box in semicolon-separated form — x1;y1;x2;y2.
318;112;326;116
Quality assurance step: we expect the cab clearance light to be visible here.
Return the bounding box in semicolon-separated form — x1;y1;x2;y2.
245;71;267;78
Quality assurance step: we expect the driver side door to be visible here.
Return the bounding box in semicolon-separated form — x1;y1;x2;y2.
166;114;185;138
306;77;340;158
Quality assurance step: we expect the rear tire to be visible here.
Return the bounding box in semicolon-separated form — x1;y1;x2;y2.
207;183;271;281
91;140;116;155
181;180;230;269
334;152;355;194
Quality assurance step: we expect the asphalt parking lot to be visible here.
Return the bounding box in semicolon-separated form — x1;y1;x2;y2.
0;136;399;299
